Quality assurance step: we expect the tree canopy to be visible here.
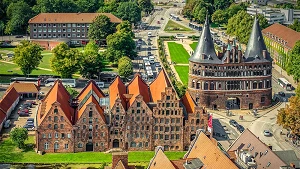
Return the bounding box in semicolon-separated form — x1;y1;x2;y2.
137;0;153;14
10;127;28;149
88;14;114;42
66;86;79;98
116;21;134;37
289;19;300;32
13;40;43;76
286;41;300;82
50;43;82;78
116;1;141;25
118;56;133;78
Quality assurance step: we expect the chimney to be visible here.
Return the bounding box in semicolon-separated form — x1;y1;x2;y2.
262;50;267;59
112;152;128;169
268;145;272;150
290;163;295;168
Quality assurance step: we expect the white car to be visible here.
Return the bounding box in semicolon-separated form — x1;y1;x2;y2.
263;130;272;136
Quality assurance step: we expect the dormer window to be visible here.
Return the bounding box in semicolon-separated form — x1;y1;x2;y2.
250;146;254;151
247;143;251;148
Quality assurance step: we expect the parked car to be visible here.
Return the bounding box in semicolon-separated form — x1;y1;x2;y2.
3;120;11;129
24;102;33;108
147;47;151;51
157;21;160;24
27;118;34;124
161;17;164;20
229;119;238;127
19;111;30;117
278;91;285;97
23;123;35;131
15;35;23;38
18;108;29;114
26;100;37;105
263;130;272;136
237;125;245;133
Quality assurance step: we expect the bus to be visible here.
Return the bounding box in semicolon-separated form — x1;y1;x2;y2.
278;78;292;91
10;77;41;87
45;78;76;88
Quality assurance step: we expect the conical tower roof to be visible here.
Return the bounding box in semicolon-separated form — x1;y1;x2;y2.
189;14;221;64
244;16;271;62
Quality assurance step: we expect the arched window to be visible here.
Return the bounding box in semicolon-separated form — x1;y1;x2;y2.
204;82;208;90
258;81;263;89
253;82;257;89
48;116;51;121
54;142;59;149
131;142;136;147
54;124;58;129
210;82;214;90
54;116;58;122
196;119;200;125
196;81;200;89
192;80;195;88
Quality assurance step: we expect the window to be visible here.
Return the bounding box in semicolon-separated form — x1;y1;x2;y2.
42;134;46;138
83;118;86;122
72;23;76;27
89;111;93;117
78;143;83;148
61;116;64;121
67;23;71;27
166;96;170;100
61;133;65;138
83;125;86;129
55;133;59;138
48;124;52;129
131;142;136;147
60;124;64;129
176;134;180;139
137;110;140;114
54;124;58;129
67;133;71;138
65;144;68;149
54;108;58;114
137;102;141;107
89;125;93;131
33;24;37;27
114;130;118;135
165;135;169;140
261;97;265;103
44;142;49;150
54;116;58;122
176;118;180;123
33;29;37;32
48;133;52;138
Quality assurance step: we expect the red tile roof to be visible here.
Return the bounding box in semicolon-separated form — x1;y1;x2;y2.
109;76;126;109
0;87;19;114
28;13;122;24
149;69;171;103
148;148;177;169
38;80;73;125
227;129;287;169
77;80;105;101
0;108;6;125
185;132;238;169
181;91;196;114
127;74;150;106
262;23;300;49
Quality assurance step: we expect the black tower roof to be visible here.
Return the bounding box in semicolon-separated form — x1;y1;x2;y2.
189;14;221;64
244;16;272;63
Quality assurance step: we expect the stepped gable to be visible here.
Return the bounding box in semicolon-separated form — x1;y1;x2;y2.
244;15;271;63
189;14;221;64
77;80;105;101
109;76;126;109
149;69;171;103
181;91;196;114
127;74;150;105
148;148;176;169
38;80;72;125
184;132;238;169
76;95;106;123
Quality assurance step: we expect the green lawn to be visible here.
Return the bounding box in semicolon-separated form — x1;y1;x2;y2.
190;42;198;51
164;20;192;32
39;53;53;69
0;136;186;163
168;42;190;64
174;65;189;85
0;62;57;75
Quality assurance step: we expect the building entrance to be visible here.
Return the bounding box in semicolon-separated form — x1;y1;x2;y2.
86;142;93;151
113;139;119;148
226;97;240;109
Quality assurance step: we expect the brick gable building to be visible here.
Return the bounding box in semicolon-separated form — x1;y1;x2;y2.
36;70;210;153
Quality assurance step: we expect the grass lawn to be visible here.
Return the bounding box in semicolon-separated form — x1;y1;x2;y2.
0;62;57;76
168;42;190;64
164;20;192;32
190;42;198;51
39;53;53;69
174;65;189;85
0;136;186;163
0;47;15;52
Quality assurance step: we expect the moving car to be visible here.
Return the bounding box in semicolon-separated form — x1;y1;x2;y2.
263;130;272;136
229;119;238;127
4;120;11;129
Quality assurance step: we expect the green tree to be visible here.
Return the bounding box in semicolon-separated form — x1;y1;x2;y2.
51;43;82;78
33;0;78;13
80;41;104;79
277;96;300;136
75;0;103;13
289;19;300;32
257;14;269;29
214;0;233;10
10;127;28;149
286;41;300;82
116;1;141;25
105;31;136;62
66;86;79;98
5;1;33;34
118;56;133;78
295;83;300;97
88;14;114;42
137;0;153;14
116;21;134;37
13;41;43;76
211;9;228;25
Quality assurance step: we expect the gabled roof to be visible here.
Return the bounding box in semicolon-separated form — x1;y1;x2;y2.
8;82;39;93
149;69;171;103
0;87;19;113
185;132;238;169
76;95;106;123
148;148;176;169
244;16;271;63
189;14;221;64
114;160;126;169
38;80;73;125
28;13;122;23
181;91;196;114
77;80;105;101
127;75;150;105
109;76;126;109
262;23;300;49
227;129;287;169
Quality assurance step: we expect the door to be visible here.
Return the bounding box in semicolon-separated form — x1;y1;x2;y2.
249;103;253;110
113;139;119;148
86;142;93;151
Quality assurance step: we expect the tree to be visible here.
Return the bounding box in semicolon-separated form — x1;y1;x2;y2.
214;0;233;10
88;14;114;42
10;127;28;149
105;31;136;62
289;19;300;32
257;14;269;29
75;0;103;13
116;21;134;37
277;96;300;136
80;41;104;79
116;1;141;25
33;0;78;13
50;43;82;78
211;9;228;25
13;41;43;76
5;1;33;34
66;86;79;98
286;41;300;82
137;0;153;14
118;56;133;79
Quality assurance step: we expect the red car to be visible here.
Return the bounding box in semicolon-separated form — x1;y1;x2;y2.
18;109;29;114
19;111;29;117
